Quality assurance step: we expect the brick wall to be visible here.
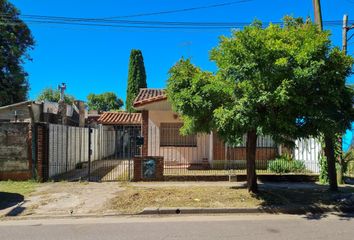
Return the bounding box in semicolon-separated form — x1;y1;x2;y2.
133;156;164;181
213;133;226;160
36;123;49;182
227;147;277;161
0;123;32;180
141;110;149;156
213;133;277;161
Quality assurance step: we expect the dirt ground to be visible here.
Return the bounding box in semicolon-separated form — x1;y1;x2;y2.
2;181;354;217
21;182;124;216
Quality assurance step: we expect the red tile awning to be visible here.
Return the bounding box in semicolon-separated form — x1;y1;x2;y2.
98;112;141;125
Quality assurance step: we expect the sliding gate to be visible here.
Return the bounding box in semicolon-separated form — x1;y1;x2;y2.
47;124;141;182
88;125;141;181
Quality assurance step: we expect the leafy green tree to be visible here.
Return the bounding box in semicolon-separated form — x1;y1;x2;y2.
126;49;147;112
37;87;75;104
167;18;353;193
87;92;123;112
0;0;34;106
305;49;354;191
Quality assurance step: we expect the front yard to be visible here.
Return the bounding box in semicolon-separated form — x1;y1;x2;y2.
1;181;353;216
108;184;354;214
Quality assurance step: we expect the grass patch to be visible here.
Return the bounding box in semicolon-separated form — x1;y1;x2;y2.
0;180;39;196
109;186;263;214
109;185;354;214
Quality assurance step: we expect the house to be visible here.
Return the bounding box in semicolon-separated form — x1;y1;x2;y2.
0;100;86;126
0;100;87;181
133;88;279;170
0;101;42;123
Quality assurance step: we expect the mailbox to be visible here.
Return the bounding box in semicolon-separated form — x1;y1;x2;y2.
136;136;144;146
133;156;164;181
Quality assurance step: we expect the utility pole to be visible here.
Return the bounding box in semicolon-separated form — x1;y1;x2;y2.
343;15;348;55
313;0;323;30
343;14;354;55
340;14;354;185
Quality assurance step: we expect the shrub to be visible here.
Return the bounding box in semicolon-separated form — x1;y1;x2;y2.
267;155;306;173
319;155;329;184
347;161;354;176
343;147;354;176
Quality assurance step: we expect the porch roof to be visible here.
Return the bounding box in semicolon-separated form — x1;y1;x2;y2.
98;112;141;125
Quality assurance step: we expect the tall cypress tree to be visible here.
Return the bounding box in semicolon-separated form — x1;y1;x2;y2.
126;49;147;112
0;0;34;106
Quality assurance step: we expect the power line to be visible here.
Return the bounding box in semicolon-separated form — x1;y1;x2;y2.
0;0;255;23
1;14;351;28
103;0;254;19
1;13;352;30
0;19;236;29
0;14;273;26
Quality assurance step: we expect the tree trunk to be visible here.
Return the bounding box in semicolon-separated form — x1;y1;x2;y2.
337;136;343;184
246;130;258;193
324;135;338;192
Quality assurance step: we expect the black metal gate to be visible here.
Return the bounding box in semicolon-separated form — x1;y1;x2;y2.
46;124;141;182
88;125;141;181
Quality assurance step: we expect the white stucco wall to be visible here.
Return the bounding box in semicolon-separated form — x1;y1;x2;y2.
148;110;212;165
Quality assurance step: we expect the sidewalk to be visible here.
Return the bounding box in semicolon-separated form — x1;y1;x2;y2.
1;181;353;219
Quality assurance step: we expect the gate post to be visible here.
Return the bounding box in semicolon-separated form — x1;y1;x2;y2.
88;127;92;181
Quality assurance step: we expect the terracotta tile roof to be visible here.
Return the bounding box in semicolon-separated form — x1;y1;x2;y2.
98;112;141;125
133;88;167;107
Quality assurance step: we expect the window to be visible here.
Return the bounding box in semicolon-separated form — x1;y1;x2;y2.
160;123;197;147
232;134;275;148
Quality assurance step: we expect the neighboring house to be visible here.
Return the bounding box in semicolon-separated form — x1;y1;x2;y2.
133;89;280;170
0;100;86;126
0;101;42;123
0;100;86;180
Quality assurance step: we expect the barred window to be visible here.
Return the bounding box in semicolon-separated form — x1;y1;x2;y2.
233;135;276;148
160;123;197;147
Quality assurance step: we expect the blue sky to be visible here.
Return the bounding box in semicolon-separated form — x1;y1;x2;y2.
11;0;354;105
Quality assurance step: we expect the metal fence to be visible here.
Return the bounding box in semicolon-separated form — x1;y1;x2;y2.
146;121;321;176
44;121;324;181
46;124;140;181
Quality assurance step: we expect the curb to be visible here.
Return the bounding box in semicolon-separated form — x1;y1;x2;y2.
1;205;354;221
0;213;139;221
139;205;354;215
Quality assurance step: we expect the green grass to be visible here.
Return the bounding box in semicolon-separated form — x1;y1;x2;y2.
0;180;39;197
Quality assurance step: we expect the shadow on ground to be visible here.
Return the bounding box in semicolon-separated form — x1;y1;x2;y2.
252;182;354;220
0;192;26;216
0;192;24;210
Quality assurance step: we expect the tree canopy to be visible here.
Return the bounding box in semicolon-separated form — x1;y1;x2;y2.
167;17;354;192
87;92;123;112
0;0;34;107
126;49;147;112
37;87;75;104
